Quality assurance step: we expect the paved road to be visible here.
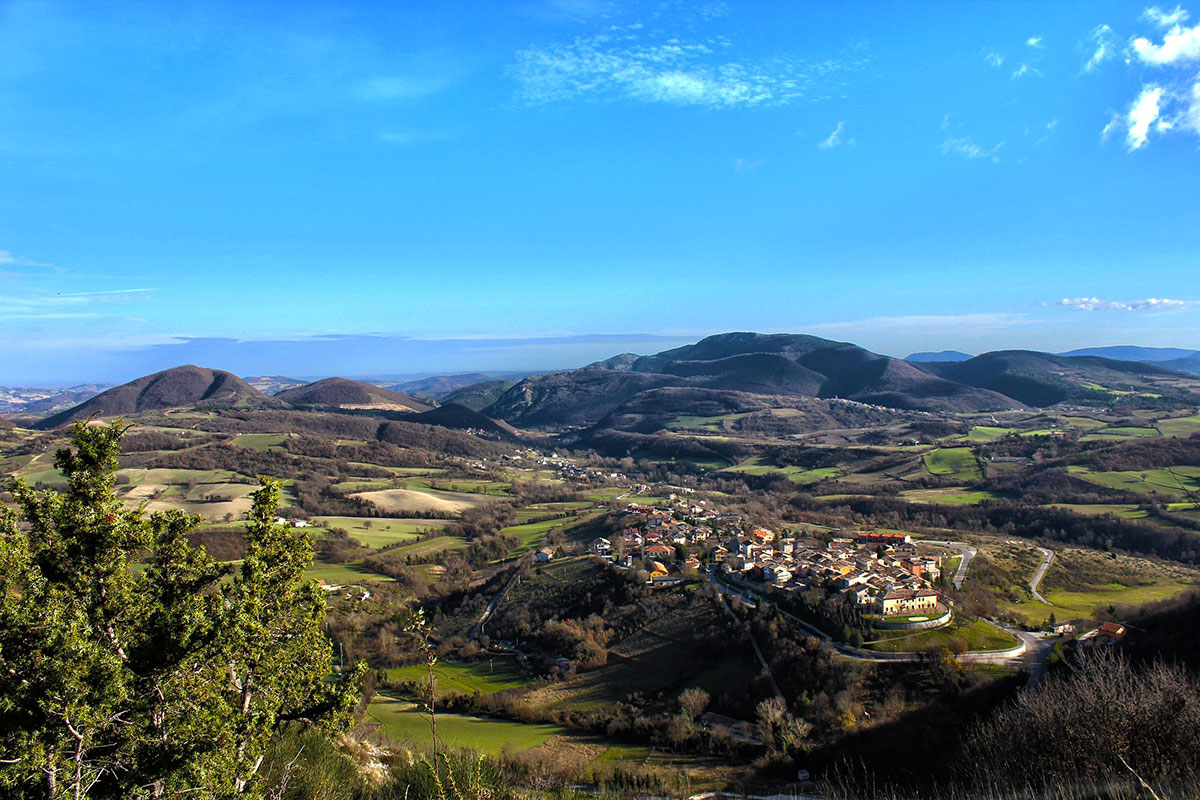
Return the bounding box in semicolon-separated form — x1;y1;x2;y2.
1029;546;1055;605
922;540;977;589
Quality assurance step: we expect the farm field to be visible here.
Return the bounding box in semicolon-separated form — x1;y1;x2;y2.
391;535;467;559
720;457;839;484
922;447;982;481
312;516;448;549
900;488;1001;505
304;561;394;585
367;695;564;754
384;658;529;696
864;618;1019;653
350;487;495;515
1067;465;1200;498
1156;413;1200;437
230;433;293;450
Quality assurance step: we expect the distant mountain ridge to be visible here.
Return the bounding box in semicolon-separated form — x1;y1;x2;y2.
274;378;431;412
484;332;1016;427
905;350;973;363
35;366;278;429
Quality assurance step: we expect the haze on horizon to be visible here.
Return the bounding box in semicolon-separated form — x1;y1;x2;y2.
2;0;1198;385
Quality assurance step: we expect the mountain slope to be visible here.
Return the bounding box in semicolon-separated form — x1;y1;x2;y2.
439;380;515;411
484;332;1014;427
917;351;1200;406
1059;346;1199;362
36;366;278;429
274;378;431;412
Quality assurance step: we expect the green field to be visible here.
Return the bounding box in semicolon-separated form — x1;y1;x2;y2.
367;695;564;754
230;433;293;450
385;659;528;696
1067;465;1200;498
963;426;1017;442
864;618;1019;653
1046;503;1147;519
1081;426;1161;442
303;561;393;585
721;457;839;485
1001;583;1197;626
921;447;982;481
1157;414;1200;437
900;488;1001;505
312;516;448;548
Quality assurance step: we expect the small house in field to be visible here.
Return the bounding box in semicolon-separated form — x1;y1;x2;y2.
1095;621;1126;644
535;547;554;563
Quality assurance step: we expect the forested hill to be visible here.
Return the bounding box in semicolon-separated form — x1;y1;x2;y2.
35;366;279;429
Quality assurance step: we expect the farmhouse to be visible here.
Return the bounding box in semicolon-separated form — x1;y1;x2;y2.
876;588;939;616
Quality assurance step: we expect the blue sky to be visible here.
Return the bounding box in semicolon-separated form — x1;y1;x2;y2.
2;0;1199;384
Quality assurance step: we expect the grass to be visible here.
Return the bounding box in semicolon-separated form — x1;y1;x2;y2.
384;659;528;696
1067;465;1200;498
312;516;448;549
1082;426;1161;441
721;457;839;485
963;426;1017;442
1156;413;1200;437
230;433;292;451
1046;503;1147;519
922;447;982;481
864;618;1019;653
367;694;564;754
392;535;468;559
900;488;1001;505
303;561;394;585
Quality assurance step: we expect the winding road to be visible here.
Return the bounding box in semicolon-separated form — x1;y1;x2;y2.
921;539;977;589
1029;546;1055;606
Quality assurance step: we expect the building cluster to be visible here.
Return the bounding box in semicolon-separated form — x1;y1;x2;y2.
594;498;947;617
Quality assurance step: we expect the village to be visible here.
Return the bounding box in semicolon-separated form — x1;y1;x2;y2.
588;494;952;623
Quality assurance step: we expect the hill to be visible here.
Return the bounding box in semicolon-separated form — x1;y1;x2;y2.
274;378;431;412
35;366;278;429
405;403;519;439
1162;355;1200;375
439;379;515;411
384;372;527;400
485;332;1014;428
917;350;1200;406
906;350;973;363
1059;345;1199;362
244;375;307;394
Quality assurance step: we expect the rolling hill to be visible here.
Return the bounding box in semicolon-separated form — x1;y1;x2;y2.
35;366;278;429
915;350;1200;406
905;350;973;363
484;332;1015;428
439;380;516;411
274;378;432;412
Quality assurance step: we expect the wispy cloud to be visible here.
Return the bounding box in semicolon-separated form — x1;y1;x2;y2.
509;23;860;108
0;288;155;320
1101;7;1200;148
818;120;853;149
1026;35;1044;48
1048;297;1199;311
1011;63;1042;79
1084;24;1118;71
941;135;1003;161
985;51;1005;67
1143;5;1191;27
733;157;762;173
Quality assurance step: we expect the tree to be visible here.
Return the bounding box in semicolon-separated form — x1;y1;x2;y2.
0;421;364;799
677;688;710;723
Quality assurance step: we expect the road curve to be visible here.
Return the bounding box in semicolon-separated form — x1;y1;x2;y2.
1029;546;1055;605
922;540;977;589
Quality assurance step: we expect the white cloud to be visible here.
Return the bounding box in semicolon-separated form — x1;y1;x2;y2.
1050;297;1199;311
985;51;1005;67
1084;24;1118;71
1126;85;1165;148
1131;19;1200;64
509;25;859;108
818;120;854;148
1102;9;1200;150
1027;35;1044;48
1011;63;1042;79
1143;5;1191;27
941;136;1004;161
